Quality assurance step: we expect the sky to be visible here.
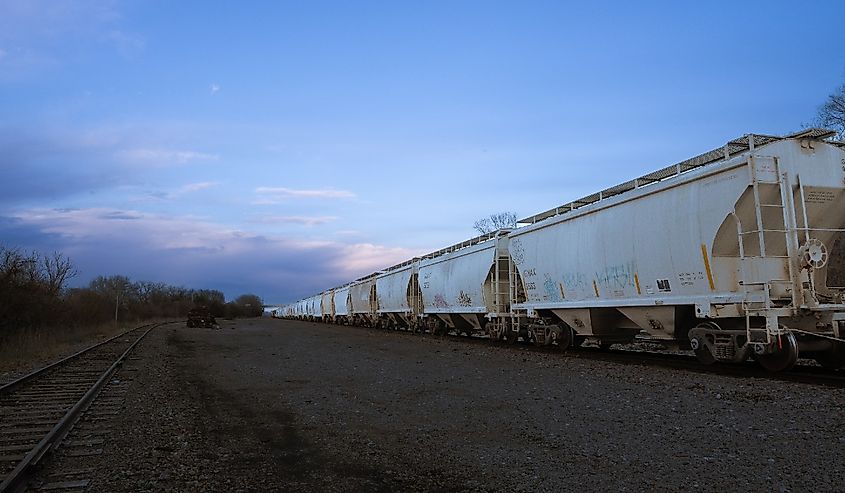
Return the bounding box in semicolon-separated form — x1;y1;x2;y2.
1;0;844;304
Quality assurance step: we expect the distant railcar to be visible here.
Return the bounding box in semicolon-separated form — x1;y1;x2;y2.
332;285;351;325
418;231;512;337
349;275;377;326
374;261;421;329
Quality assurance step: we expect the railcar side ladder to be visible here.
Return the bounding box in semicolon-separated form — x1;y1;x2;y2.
739;155;802;344
492;254;511;314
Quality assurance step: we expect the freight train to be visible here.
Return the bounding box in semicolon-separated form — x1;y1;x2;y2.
275;129;845;372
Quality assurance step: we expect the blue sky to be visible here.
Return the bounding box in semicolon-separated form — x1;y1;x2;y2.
2;0;844;303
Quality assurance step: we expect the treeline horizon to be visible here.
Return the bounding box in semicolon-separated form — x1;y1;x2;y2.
0;245;264;341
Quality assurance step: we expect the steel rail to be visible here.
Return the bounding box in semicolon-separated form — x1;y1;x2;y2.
0;323;155;395
0;322;165;493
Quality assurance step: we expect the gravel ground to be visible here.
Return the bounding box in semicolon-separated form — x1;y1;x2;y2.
39;317;845;492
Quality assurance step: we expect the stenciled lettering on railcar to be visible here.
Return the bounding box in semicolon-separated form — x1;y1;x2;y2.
522;267;538;295
805;189;837;204
678;271;705;287
703;172;739;187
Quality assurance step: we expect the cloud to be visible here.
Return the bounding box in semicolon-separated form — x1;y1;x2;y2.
0;125;226;204
336;243;421;273
252;215;337;226
254;187;356;203
0;207;417;303
180;181;219;193
116;148;219;166
99;211;143;220
134;182;219;202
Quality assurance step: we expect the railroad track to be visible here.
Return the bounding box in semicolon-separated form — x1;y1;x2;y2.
316;321;845;388
0;322;168;493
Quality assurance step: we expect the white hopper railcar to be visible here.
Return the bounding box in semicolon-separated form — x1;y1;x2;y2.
332;285;351;324
349;275;377;326
299;299;308;319
418;230;512;336
510;128;845;371
307;295;322;321
320;290;334;323
374;260;422;329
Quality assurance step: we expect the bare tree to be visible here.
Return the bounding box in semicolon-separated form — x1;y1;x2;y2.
818;83;845;139
473;212;518;235
42;251;77;296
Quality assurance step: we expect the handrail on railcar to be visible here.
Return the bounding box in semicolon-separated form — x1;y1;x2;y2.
517;128;842;226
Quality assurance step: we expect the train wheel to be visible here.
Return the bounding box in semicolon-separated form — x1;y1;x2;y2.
690;321;718;365
756;332;799;372
814;341;845;370
556;325;572;351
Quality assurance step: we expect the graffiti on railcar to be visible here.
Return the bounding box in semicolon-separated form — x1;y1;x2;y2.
433;294;450;308
510;238;525;265
457;291;472;306
595;261;637;292
543;274;563;302
561;271;588;294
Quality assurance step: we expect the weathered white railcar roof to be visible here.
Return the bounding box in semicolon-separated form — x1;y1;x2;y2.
518;128;843;226
375;228;510;275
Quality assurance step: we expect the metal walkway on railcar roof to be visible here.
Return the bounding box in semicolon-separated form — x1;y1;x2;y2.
376;228;512;275
517;128;843;226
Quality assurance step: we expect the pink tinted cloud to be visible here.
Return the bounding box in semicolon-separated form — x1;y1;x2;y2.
254;187;356;203
8;208;417;297
252;215;338;226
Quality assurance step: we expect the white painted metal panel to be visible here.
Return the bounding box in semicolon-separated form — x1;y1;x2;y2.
375;265;414;313
308;295;322;317
419;240;496;314
510;139;845;311
321;291;333;317
333;287;350;316
350;278;375;314
511;165;743;307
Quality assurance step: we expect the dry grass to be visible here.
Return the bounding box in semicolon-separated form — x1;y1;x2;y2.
0;320;169;383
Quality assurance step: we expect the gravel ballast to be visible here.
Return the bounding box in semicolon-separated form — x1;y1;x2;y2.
40;318;845;492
